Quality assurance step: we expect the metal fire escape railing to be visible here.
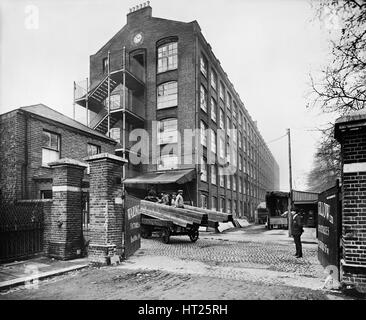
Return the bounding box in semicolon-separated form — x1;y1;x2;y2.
73;47;146;179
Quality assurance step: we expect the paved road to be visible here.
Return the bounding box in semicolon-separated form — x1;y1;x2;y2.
0;226;347;300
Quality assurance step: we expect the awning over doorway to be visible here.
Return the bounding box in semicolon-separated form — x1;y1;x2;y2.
123;169;196;185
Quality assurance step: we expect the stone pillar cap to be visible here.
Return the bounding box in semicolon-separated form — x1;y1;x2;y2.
84;153;128;163
48;158;88;168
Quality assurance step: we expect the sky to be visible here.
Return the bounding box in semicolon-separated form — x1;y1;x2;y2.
0;0;338;192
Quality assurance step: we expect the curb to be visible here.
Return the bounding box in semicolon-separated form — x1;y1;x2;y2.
0;264;89;290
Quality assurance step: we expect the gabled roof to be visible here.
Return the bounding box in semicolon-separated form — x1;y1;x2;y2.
19;104;116;143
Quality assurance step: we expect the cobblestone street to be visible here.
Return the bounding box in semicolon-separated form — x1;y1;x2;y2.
0;226;347;300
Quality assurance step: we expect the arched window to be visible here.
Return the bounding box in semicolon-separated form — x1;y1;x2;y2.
157;41;178;73
157;81;178;110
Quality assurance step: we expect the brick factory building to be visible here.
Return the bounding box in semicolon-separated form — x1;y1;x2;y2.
1;4;279;221
72;4;279;220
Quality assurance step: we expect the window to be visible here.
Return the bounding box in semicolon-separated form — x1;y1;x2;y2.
157;41;178;73
102;57;108;73
239;178;242;193
110;127;121;143
157;81;178;109
200;85;207;112
219;82;225;101
40;190;52;199
200;54;208;77
239;155;242;171
233;124;237;145
201;156;207;182
212;197;217;211
210;70;217;91
210;129;217;154
220;197;225;212
227;117;231;137
200;194;208;209
227;93;232;110
158;154;178;170
158;118;178;144
233;201;237;216
211;165;217;185
239;111;242;126
226;143;231;164
239;132;242;149
110;94;121;110
227;199;231;213
219;167;225;187
219;109;224;129
87;143;101;156
233;176;236;191
233;102;237;119
219;136;225;158
200;121;208;147
210;97;217;122
42;130;60;166
227;175;231;189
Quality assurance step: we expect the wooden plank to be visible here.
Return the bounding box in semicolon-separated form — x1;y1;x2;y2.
141;218;173;228
140;201;207;226
185;205;233;223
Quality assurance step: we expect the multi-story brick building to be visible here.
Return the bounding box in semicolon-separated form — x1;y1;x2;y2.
0;104;116;201
73;4;279;219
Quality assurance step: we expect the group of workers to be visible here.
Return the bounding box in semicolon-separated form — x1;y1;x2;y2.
144;187;185;208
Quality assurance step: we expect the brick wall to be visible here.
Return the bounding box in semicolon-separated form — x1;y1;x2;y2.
338;126;366;292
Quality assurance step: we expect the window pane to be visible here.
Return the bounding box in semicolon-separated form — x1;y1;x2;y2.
88;144;101;156
157;42;178;73
42;148;60;166
158;118;178;144
200;156;207;182
110;128;121;143
42;131;59;151
158;154;178;170
200;85;207;112
157;81;178;109
219;109;224;129
211;165;217;185
200;121;207;147
210;129;216;154
210;70;217;91
210;98;217;122
200;55;207;77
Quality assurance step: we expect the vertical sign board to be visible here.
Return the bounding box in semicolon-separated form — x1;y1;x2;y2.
317;183;342;279
124;195;141;258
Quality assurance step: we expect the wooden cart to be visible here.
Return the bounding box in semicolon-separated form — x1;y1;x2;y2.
141;216;199;244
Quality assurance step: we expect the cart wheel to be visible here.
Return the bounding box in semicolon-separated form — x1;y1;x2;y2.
162;229;170;244
141;227;152;239
189;229;199;242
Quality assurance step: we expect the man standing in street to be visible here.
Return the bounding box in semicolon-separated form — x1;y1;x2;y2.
292;208;304;258
175;189;184;208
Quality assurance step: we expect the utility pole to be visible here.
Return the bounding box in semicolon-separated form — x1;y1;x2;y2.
287;128;293;237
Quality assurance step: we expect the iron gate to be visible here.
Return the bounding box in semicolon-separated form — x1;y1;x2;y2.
124;195;141;258
317;181;342;279
0;201;44;263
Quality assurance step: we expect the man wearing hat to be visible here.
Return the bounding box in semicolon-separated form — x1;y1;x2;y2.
175;189;184;208
292;208;304;258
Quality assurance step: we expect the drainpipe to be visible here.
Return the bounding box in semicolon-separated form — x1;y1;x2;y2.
23;112;29;200
194;30;199;207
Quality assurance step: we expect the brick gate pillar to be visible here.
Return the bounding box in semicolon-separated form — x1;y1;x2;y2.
85;153;127;265
48;158;87;260
335;111;366;293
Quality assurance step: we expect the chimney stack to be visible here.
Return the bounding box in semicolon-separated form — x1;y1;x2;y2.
127;2;152;24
